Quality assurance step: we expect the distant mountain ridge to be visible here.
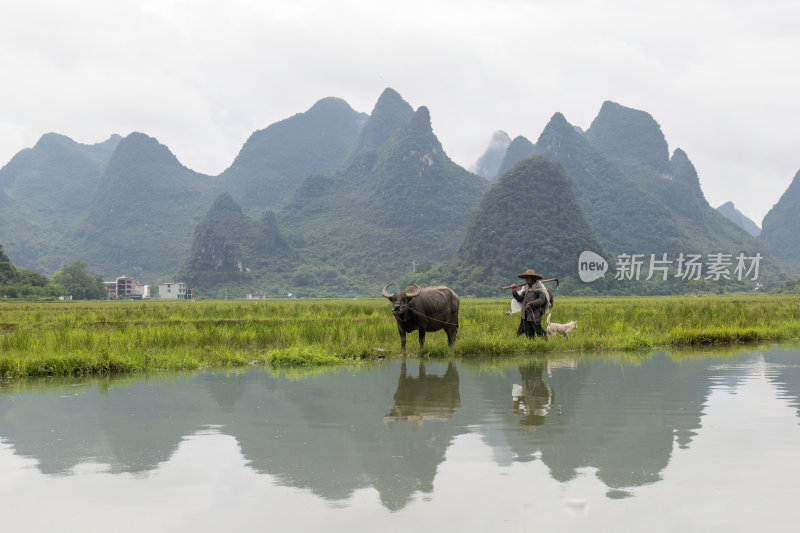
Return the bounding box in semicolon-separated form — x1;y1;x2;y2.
761;169;800;272
585;101;672;179
277;96;489;294
0;133;121;272
717;201;761;237
0;89;795;296
71;132;217;279
219;97;367;212
496;135;535;177
350;88;414;155
472;130;511;180
178;89;489;296
177;194;296;292
452;156;608;296
531;104;767;261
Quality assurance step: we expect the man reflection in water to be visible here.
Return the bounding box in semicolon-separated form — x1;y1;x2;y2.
512;362;554;426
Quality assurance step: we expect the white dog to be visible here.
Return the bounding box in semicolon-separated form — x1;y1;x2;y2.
546;314;578;339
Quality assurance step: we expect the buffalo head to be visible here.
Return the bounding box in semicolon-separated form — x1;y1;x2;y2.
382;284;422;316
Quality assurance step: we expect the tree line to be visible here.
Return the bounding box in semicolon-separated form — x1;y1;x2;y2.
0;244;105;300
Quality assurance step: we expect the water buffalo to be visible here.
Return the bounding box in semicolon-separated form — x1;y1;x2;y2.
381;284;459;352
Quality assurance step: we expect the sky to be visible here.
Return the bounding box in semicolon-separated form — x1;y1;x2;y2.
1;0;798;225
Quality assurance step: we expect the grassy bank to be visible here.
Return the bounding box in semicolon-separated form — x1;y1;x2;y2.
1;295;799;378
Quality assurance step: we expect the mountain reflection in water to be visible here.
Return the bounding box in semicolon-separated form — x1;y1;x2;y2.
2;347;800;526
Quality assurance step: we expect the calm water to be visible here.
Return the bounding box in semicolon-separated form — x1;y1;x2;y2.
2;347;800;532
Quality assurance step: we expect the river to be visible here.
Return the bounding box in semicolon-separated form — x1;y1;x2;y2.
2;346;800;532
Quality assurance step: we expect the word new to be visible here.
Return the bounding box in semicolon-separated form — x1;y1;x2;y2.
578;251;608;282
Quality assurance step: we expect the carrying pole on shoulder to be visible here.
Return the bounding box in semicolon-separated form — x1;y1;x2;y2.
500;278;559;290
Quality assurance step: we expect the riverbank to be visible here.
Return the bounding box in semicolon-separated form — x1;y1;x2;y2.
2;295;799;378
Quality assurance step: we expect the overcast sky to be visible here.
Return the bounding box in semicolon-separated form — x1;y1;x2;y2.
1;0;798;224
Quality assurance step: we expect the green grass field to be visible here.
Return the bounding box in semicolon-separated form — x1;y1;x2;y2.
1;294;799;378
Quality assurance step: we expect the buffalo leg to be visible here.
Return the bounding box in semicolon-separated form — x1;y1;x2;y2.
418;329;426;349
398;328;407;353
446;327;457;348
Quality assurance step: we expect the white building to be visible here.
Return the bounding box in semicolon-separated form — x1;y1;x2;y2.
158;282;194;300
246;291;266;299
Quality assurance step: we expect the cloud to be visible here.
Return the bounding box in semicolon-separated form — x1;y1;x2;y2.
0;0;798;223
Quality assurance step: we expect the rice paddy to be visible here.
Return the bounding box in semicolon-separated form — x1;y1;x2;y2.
1;294;799;378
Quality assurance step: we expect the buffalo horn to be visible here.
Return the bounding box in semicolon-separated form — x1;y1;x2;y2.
381;284;394;299
404;284;422;299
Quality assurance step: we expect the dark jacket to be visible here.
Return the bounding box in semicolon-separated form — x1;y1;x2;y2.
512;286;550;322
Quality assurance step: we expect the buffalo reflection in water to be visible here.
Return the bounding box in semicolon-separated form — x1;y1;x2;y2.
385;361;461;423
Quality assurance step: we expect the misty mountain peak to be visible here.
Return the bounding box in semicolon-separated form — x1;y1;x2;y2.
375;87;411;110
547;112;570;128
95;133;193;200
586;101;671;177
669;148;705;202
222;95;366;211
537;112;582;150
473;130;511;180
384;106;442;158
495;135;535;177
490;130;512;143
717;201;761;237
33;132;77;150
112;132;181;168
761;168;800;268
305;96;361;120
408;106;433;133
352;88;415;154
27;133;121;160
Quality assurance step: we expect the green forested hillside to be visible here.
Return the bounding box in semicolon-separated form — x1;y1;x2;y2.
533;112;683;253
586;102;768;256
0;133;120;200
71;133;218;281
349;88;414;155
218;97;367;212
761;169;800;273
179;91;488;297
177;194;297;295
0;133;120;272
584;101;672;179
0;91;792;297
278;104;489;295
495;135;535;177
670;148;706;202
0;243;14;284
0;243;104;299
534;107;768;261
448;156;609;296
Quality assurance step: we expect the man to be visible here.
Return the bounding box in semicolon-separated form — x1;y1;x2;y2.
511;269;552;338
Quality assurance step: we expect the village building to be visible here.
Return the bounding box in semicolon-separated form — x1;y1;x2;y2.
246;291;266;299
158;282;194;300
104;276;150;299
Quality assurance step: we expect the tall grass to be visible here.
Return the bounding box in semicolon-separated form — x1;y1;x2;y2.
1;294;798;378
